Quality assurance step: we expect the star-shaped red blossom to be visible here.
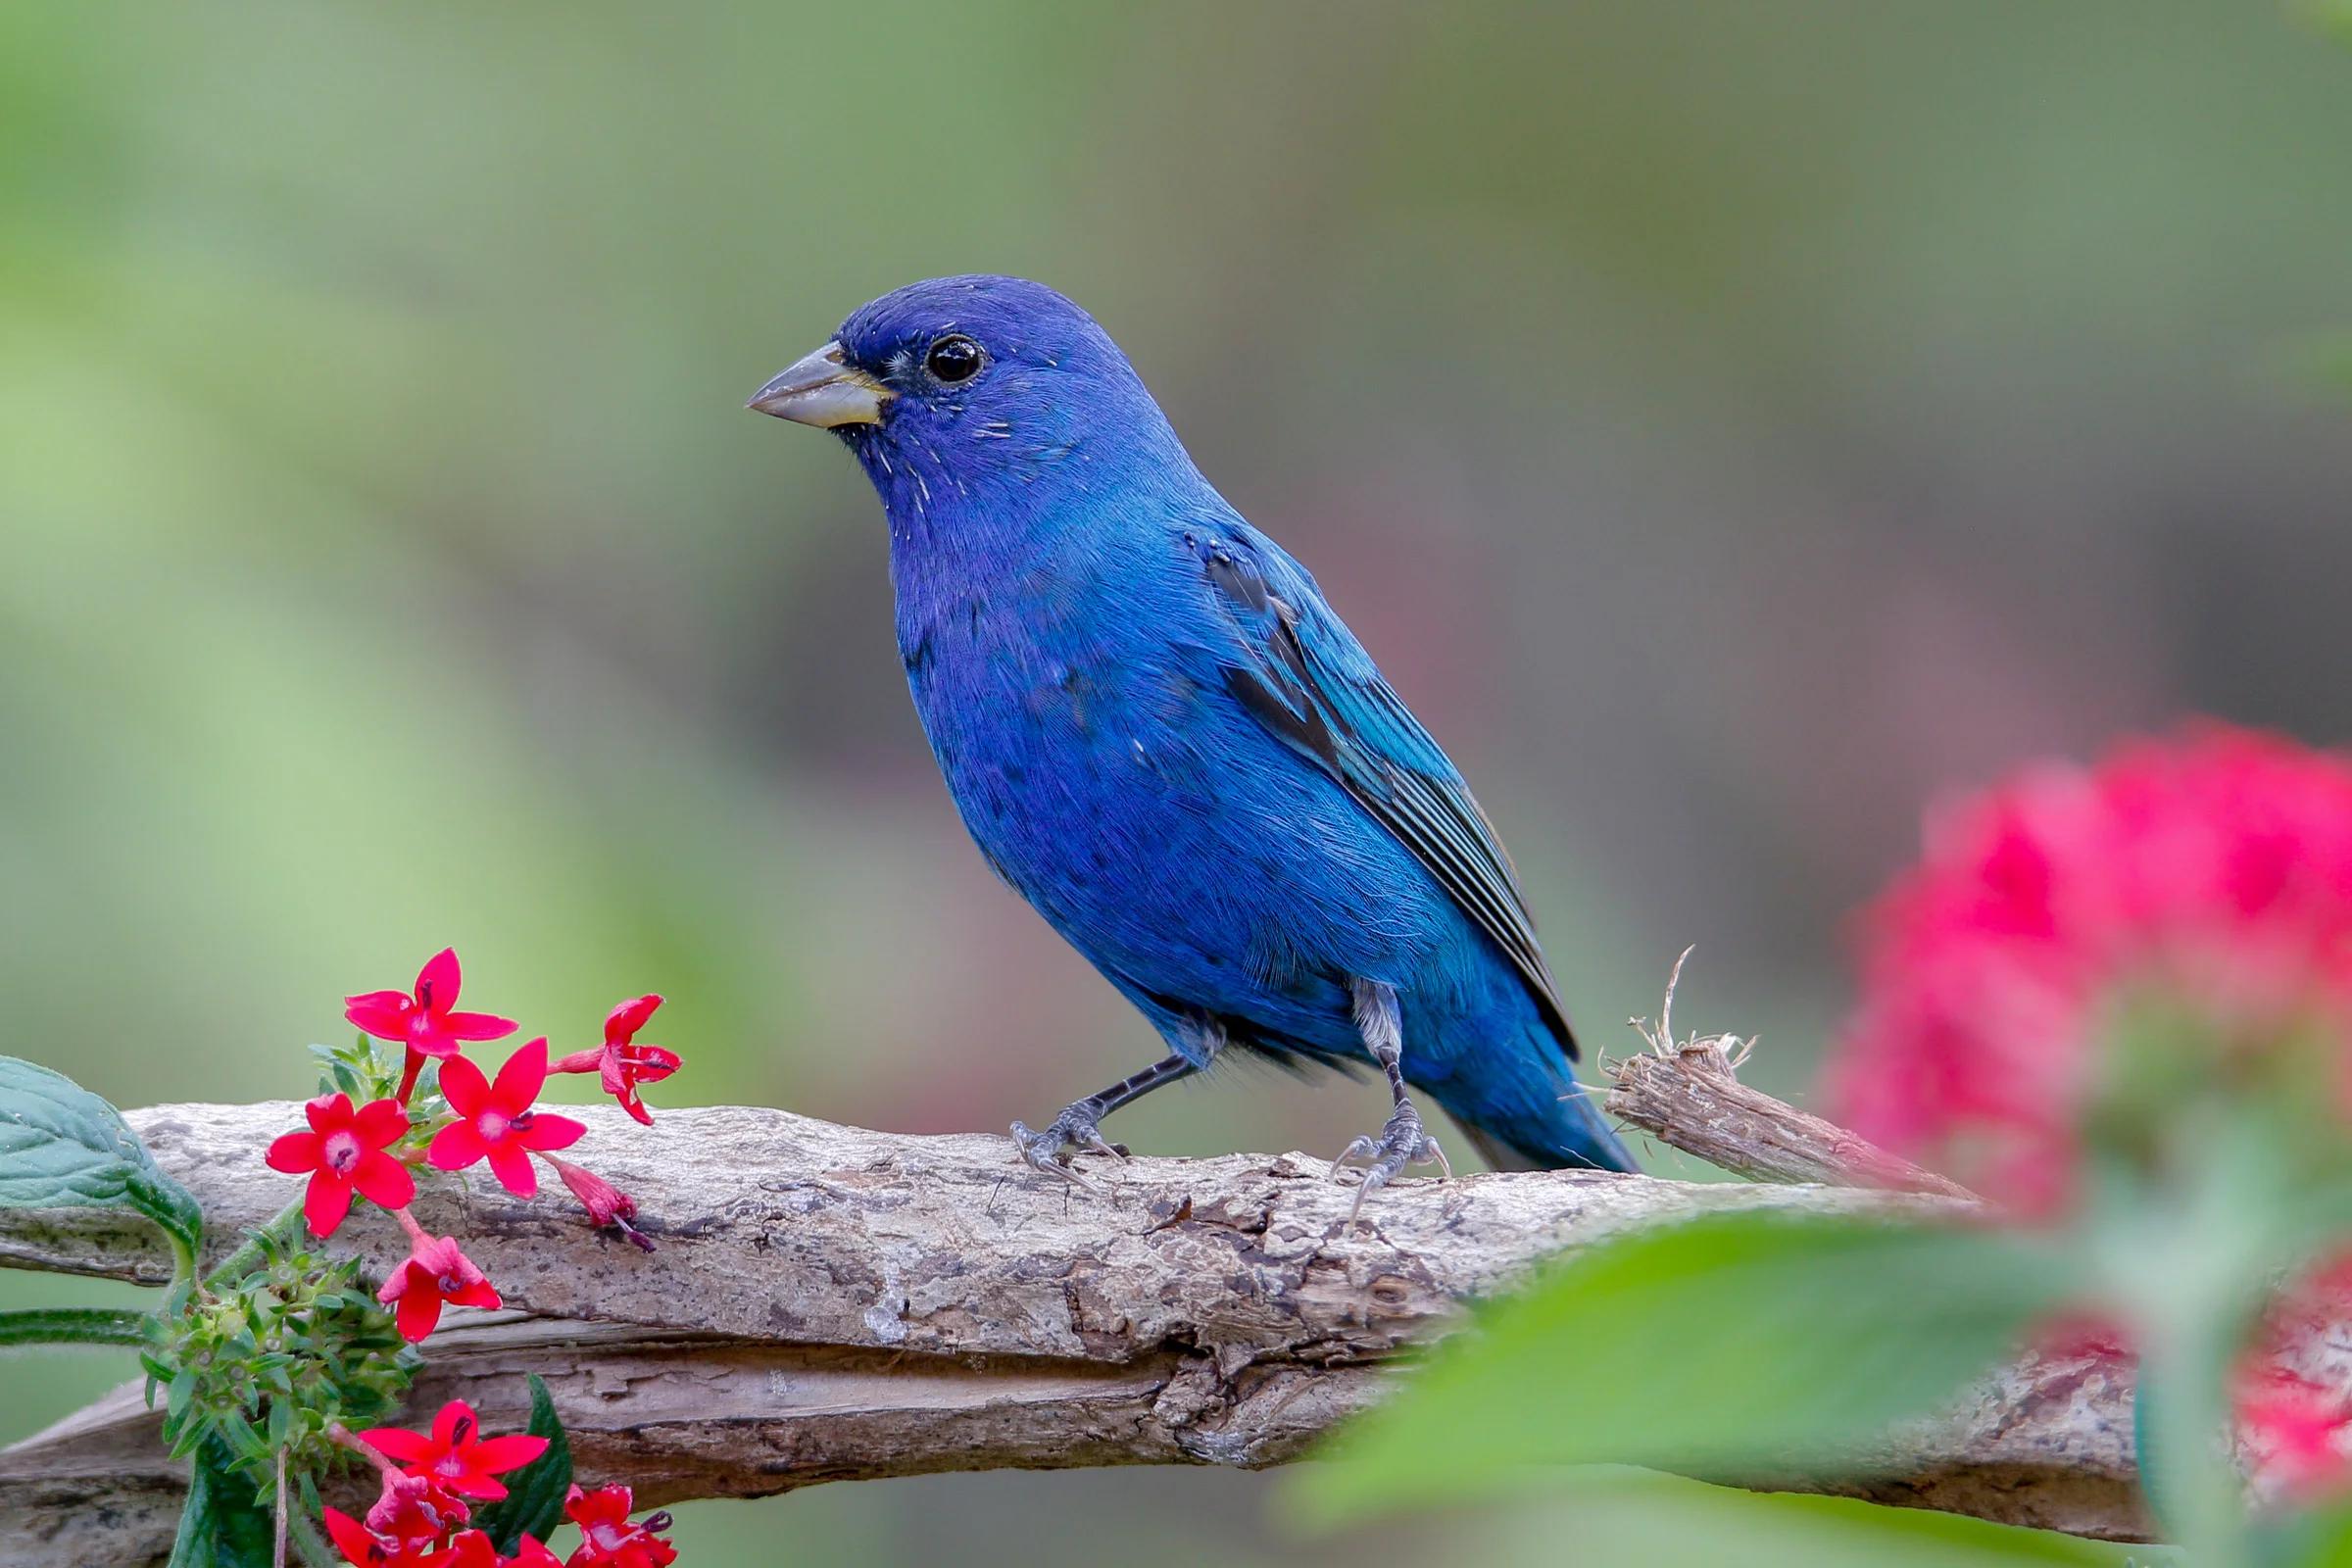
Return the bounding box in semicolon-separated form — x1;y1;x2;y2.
428;1038;585;1198
266;1094;415;1237
564;1485;678;1568
321;1505;457;1568
553;995;679;1126
362;1399;550;1503
377;1220;502;1343
346;948;518;1063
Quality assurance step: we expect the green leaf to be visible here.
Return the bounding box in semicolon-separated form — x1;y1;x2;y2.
0;1304;152;1348
1483;1467;2176;1567
476;1373;574;1553
167;1436;274;1568
0;1054;205;1275
1296;1210;2078;1523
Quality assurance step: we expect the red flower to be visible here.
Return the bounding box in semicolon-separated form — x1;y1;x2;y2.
438;1536;500;1568
564;1485;678;1568
364;1469;471;1543
504;1537;564;1568
378;1220;502;1342
267;1093;415;1237
362;1399;550;1503
321;1506;457;1568
347;948;518;1063
553;996;680;1126
428;1038;585;1198
546;1154;652;1250
1826;725;2352;1211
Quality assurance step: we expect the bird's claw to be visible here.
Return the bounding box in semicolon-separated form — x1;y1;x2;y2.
1010;1104;1130;1181
1333;1102;1450;1220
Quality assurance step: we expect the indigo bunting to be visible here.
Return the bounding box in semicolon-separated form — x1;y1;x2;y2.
751;275;1634;1203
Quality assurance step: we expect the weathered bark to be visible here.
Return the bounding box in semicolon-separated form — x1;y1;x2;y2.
1605;1036;1984;1200
0;1098;2144;1564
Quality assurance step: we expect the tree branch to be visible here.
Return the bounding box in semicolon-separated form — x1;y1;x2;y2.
0;1095;2144;1565
1605;1036;1984;1200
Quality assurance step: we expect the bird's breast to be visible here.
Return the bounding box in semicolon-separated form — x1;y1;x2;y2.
899;582;1210;809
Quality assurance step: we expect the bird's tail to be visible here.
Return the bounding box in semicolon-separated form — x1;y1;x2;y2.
1457;1080;1638;1173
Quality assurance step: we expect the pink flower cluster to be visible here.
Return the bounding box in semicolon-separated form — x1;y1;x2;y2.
1828;724;2352;1214
1828;724;2352;1495
265;951;677;1341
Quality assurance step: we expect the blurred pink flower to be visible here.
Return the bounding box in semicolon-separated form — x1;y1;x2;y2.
1826;724;2352;1211
2238;1367;2352;1500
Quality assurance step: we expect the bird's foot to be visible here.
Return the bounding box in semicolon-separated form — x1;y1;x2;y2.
1333;1100;1450;1220
1010;1101;1131;1181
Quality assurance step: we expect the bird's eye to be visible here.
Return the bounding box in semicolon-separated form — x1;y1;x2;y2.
924;334;985;384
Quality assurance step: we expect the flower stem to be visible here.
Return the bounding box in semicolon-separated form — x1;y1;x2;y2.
394;1048;426;1106
326;1422;399;1481
286;1507;337;1568
390;1205;431;1249
273;1446;289;1568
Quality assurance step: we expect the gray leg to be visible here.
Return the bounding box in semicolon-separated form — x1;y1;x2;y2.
1333;978;1451;1217
1012;1053;1198;1178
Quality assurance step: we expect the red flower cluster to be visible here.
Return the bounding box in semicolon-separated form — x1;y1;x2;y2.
1827;725;2352;1212
322;1403;675;1567
365;1399;549;1501
264;950;681;1348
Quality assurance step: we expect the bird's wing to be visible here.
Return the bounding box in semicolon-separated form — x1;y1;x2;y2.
1190;522;1579;1060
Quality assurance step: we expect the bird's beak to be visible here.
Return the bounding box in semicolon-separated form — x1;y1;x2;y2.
746;342;894;427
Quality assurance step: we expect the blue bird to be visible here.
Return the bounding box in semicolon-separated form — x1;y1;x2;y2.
750;275;1635;1203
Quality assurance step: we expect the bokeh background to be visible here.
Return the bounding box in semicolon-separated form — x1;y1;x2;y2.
6;1;2349;1560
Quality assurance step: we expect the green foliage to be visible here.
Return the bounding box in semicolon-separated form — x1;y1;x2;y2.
308;1034;443;1119
146;1223;418;1497
1298;1210;2076;1523
477;1373;576;1553
0;1304;150;1348
1482;1468;2173;1568
0;1054;204;1276
166;1435;276;1568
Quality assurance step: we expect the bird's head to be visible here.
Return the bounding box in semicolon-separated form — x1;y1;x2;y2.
749;275;1196;529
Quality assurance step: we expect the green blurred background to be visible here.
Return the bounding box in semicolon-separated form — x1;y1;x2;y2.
5;1;2348;1560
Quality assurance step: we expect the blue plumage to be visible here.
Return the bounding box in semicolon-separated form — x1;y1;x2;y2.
751;275;1634;1188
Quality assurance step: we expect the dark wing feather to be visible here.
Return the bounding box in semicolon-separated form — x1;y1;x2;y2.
1196;528;1579;1059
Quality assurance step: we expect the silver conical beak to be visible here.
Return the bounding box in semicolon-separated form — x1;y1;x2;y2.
747;342;893;427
